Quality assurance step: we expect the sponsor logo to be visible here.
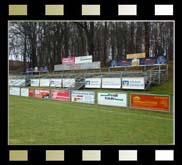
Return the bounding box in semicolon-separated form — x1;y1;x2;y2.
133;96;141;101
122;79;144;87
85;80;90;85
50;81;55;85
122;80;129;86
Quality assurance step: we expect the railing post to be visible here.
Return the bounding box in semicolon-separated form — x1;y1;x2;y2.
149;70;152;84
166;64;169;81
158;65;161;85
120;72;122;89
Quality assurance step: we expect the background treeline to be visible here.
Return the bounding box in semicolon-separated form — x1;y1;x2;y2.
9;21;173;70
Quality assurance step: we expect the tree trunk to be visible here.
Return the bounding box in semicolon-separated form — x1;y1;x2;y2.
64;23;69;57
103;22;108;66
144;22;150;57
23;34;27;71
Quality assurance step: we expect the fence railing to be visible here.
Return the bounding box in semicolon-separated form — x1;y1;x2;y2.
9;64;168;89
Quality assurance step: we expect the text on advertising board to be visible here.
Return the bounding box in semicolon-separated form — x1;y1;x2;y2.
102;78;121;89
62;56;75;64
9;87;20;96
85;78;101;88
122;77;145;90
50;79;62;87
71;91;95;104
21;88;29;97
34;89;50;99
130;94;170;112
30;79;40;86
98;92;127;107
51;90;70;101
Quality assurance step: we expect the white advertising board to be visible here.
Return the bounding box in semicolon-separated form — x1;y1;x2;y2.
54;61;100;71
40;79;50;87
9;79;26;86
15;79;25;86
98;92;127;107
102;78;121;89
85;78;101;88
50;79;62;87
30;79;40;86
122;77;145;89
21;88;29;97
63;79;75;88
9;87;20;96
75;55;92;64
71;91;95;104
9;79;16;86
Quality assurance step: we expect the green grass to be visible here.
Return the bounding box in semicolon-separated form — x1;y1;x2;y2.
9;95;173;145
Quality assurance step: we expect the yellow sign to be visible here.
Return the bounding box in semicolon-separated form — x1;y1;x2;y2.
126;52;146;59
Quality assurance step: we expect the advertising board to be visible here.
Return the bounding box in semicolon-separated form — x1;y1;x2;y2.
122;77;145;90
110;56;167;68
63;79;75;88
102;78;121;89
9;79;26;87
84;61;100;69
130;94;170;112
116;60;132;67
140;58;157;65
85;78;101;88
54;61;100;71
98;92;127;107
9;79;15;86
127;52;146;59
54;64;69;71
30;79;40;86
9;87;20;96
75;55;92;64
119;60;132;66
29;88;34;97
71;91;95;104
62;56;75;64
51;90;70;101
50;79;62;87
21;88;29;97
40;79;50;87
34;89;50;99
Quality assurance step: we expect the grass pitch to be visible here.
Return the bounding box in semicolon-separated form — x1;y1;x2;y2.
9;95;173;145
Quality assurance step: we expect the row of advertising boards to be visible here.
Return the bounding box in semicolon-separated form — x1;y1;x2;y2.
55;55;99;71
62;55;93;64
9;87;170;112
85;77;145;89
9;77;146;90
9;79;26;87
110;55;167;67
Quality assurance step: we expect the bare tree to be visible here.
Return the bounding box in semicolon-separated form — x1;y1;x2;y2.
9;21;173;70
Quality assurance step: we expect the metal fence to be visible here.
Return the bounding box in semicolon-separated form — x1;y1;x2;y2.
9;64;168;89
